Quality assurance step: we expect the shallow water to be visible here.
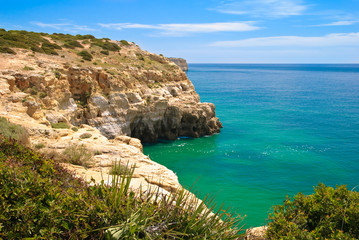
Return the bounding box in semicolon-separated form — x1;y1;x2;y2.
144;64;359;227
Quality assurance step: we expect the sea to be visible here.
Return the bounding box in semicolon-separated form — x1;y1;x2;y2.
143;64;359;228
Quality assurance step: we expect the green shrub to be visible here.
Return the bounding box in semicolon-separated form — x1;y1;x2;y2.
34;143;45;149
63;40;83;49
100;50;109;55
120;40;130;46
23;65;34;71
267;183;359;239
39;92;47;98
77;50;93;61
54;70;61;79
42;41;62;50
0;46;16;54
62;144;93;167
71;127;79;132
42;47;59;55
0;117;29;145
91;39;121;51
79;133;92;139
51;122;70;129
30;45;44;53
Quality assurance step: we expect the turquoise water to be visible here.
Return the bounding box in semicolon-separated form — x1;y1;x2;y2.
143;64;359;227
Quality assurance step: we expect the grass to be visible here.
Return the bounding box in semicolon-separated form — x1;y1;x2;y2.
51;122;70;129
80;133;92;139
0;117;29;145
109;161;132;176
62;144;94;168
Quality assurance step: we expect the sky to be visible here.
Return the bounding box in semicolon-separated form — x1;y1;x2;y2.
1;0;359;63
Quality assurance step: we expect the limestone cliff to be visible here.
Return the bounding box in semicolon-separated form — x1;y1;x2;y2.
0;30;222;196
168;57;188;72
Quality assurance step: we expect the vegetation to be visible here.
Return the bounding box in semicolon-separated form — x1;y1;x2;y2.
109;161;131;176
51;122;70;129
23;65;34;71
63;40;84;49
267;183;359;239
0;133;244;239
0;117;29;145
120;40;130;46
91;38;121;51
77;50;93;61
0;29;126;57
0;46;16;54
100;50;109;55
80;133;92;139
62;144;94;167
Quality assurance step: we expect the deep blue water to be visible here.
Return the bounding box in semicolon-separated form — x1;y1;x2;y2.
144;64;359;227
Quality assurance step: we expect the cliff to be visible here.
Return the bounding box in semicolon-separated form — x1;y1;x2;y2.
0;30;221;196
168;57;189;72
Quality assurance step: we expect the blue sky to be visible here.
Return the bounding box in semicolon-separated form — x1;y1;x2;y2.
1;0;359;63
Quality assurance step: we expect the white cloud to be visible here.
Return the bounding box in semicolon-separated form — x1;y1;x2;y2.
210;32;359;47
314;20;359;27
31;21;96;32
212;0;308;17
98;22;260;36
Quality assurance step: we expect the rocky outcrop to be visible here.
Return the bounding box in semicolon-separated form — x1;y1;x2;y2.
168;57;188;72
0;37;221;197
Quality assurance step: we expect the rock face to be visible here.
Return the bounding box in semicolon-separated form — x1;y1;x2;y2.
0;36;222;197
168;57;188;72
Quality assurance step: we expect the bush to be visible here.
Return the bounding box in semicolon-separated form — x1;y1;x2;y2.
77;50;93;61
34;143;45;149
0;46;16;54
267;183;359;239
120;40;130;46
62;144;93;167
79;133;92;139
91;39;121;51
0;117;29;145
23;66;34;71
100;50;109;55
51;122;70;129
63;40;83;49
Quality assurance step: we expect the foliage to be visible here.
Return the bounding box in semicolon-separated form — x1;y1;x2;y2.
0;134;244;239
34;143;45;149
100;50;109;55
267;183;359;239
63;40;84;49
50;122;70;129
0;117;29;145
23;65;34;71
77;50;93;61
0;46;16;54
0;29;125;57
109;161;131;176
62;144;94;167
120;40;130;46
91;39;121;51
80;133;92;139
